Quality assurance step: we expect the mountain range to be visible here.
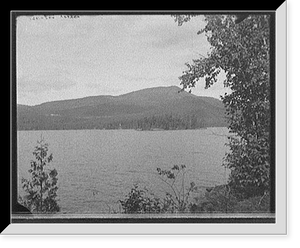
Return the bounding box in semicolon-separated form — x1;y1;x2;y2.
17;86;227;130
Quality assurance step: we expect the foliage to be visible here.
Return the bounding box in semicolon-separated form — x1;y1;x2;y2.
190;184;270;213
119;184;162;214
21;137;60;213
105;114;201;130
190;184;237;213
119;166;270;214
172;14;198;26
135;114;200;130
232;191;270;213
156;165;197;213
174;15;271;199
120;165;197;214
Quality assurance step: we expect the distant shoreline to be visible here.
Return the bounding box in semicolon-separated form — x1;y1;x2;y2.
16;127;228;132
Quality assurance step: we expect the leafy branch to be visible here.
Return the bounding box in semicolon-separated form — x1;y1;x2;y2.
156;165;196;212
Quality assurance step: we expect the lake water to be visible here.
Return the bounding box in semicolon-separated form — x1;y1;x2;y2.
17;128;230;214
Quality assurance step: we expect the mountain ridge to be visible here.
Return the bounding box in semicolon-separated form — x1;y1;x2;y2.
17;86;227;130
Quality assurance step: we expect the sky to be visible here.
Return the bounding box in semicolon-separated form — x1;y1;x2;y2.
16;14;230;106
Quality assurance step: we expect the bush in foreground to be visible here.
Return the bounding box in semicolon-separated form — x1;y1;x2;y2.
20;137;60;213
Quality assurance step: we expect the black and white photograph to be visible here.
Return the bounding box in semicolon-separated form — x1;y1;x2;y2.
7;8;287;234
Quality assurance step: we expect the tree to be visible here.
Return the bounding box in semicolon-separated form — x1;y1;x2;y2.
21;137;60;213
174;15;271;199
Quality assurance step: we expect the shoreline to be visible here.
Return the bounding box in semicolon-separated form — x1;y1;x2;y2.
16;126;228;132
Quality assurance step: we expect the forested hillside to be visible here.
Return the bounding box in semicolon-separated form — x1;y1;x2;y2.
17;86;227;130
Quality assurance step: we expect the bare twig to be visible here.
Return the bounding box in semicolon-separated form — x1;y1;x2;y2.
156;176;180;203
258;191;267;206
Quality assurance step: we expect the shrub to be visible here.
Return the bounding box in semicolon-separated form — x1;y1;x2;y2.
190;184;238;213
157;165;197;213
232;191;270;213
120;165;197;214
119;184;162;214
21;137;60;213
190;185;270;213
